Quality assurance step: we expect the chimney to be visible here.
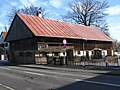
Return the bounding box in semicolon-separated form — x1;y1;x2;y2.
37;10;42;18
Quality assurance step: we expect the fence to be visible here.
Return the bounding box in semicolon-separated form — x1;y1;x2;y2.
67;56;120;67
46;56;120;67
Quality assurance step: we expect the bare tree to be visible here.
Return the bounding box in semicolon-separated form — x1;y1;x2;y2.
113;40;120;52
7;8;20;24
63;0;109;35
7;4;45;24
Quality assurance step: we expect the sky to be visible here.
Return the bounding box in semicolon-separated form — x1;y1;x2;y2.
0;0;120;41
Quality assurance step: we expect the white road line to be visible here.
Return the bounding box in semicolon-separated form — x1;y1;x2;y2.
24;71;120;88
75;79;120;88
0;66;93;80
0;83;15;90
24;71;45;76
1;67;120;88
114;68;120;70
23;70;93;82
84;80;120;87
75;79;83;81
25;69;94;78
24;71;75;81
8;66;96;78
0;67;11;70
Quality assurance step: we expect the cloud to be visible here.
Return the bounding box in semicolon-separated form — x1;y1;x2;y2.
105;5;120;16
0;11;7;18
49;12;62;19
65;7;72;11
0;23;4;32
10;1;19;6
0;23;4;27
19;0;31;6
18;0;49;9
19;0;38;7
108;23;120;41
49;0;63;8
40;1;48;7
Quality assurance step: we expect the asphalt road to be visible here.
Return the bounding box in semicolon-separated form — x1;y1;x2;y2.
0;65;120;90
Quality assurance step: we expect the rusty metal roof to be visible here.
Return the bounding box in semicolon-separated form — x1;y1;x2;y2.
17;14;113;42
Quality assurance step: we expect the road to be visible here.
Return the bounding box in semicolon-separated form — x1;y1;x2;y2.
0;65;120;90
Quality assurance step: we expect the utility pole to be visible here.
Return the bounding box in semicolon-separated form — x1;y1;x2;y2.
83;38;87;66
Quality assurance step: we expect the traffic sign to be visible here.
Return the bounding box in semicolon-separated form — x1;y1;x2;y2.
63;39;67;44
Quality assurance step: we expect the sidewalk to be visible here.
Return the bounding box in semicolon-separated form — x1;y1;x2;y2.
18;64;120;76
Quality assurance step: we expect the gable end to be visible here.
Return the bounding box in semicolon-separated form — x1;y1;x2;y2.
5;14;34;42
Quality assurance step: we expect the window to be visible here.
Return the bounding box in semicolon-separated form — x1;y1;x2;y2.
93;50;102;59
92;51;94;54
63;52;65;55
19;52;24;57
54;52;59;56
26;52;32;57
77;51;81;54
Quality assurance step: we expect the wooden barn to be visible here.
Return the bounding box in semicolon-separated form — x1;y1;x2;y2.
5;13;113;64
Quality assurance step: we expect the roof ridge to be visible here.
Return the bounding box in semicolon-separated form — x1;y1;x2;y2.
17;13;93;29
16;13;113;42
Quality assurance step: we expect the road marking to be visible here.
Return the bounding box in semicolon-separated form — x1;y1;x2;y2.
0;83;15;90
2;66;120;88
23;71;75;81
24;71;120;88
0;67;10;70
8;66;96;78
114;68;120;70
24;71;45;76
75;79;83;81
75;79;120;88
25;69;94;78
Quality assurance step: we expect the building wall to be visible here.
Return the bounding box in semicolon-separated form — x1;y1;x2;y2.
8;36;113;64
9;50;35;64
0;34;5;60
0;34;5;44
6;15;33;42
0;32;9;60
10;38;37;51
9;38;37;63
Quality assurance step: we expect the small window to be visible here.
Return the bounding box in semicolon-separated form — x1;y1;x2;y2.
77;51;81;54
63;52;65;55
26;52;32;57
19;52;24;57
92;51;94;54
54;52;59;56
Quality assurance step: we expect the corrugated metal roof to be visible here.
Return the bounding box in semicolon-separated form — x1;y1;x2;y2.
17;13;113;42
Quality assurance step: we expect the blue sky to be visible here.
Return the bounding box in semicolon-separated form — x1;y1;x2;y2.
0;0;120;41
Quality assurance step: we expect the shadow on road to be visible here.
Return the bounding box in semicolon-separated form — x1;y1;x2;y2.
54;71;120;90
0;61;120;90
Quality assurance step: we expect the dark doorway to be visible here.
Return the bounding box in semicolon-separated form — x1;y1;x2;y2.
93;50;102;59
66;49;74;65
